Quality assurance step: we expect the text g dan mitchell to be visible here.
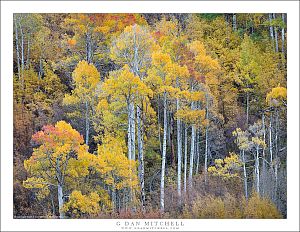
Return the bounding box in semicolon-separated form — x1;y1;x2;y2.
116;220;184;229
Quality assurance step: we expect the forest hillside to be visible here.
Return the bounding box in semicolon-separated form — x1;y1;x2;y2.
13;13;287;219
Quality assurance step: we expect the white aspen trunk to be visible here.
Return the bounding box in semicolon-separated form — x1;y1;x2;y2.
112;186;116;212
19;21;25;89
268;13;275;52
89;34;93;63
269;114;273;164
273;13;279;53
127;100;132;160
269;13;274;40
183;124;188;194
274;159;278;202
14;18;21;81
56;158;65;219
255;146;260;195
167;110;171;149
130;101;135;160
160;91;167;213
85;100;89;145
38;58;41;79
204;94;209;183
189;100;195;191
233;13;237;31
195;130;200;175
26;33;30;68
274;110;279;202
57;184;64;219
158;98;162;153
281;14;285;54
246;91;249;127
242;150;248;200
275;110;279;158
176;98;182;202
189;125;195;190
86;32;93;63
137;105;146;212
262;112;266;196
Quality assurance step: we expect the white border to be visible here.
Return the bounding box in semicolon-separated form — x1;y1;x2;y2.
1;1;299;231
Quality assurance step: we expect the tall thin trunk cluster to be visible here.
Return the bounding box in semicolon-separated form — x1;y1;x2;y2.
176;97;182;203
269;13;286;54
126;24;146;212
160;91;167;213
86;31;93;64
14;15;29;90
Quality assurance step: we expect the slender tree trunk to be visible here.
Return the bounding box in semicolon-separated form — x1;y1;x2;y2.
170;115;175;168
85;100;89;145
242;150;248;200
273;14;279;53
167;111;171;150
269;13;274;40
274;109;279;202
195;130;200;175
176;98;182;203
130;101;135;160
14;18;21;82
232;13;237;31
225;14;229;42
158;97;162;154
26;33;30;69
56;158;65;219
274;158;278;203
269;113;273;164
19;21;25;89
86;32;93;63
57;184;64;219
183;124;188;195
281;14;285;55
50;192;56;217
160;91;167;213
137;105;146;213
111;186;116;212
204;94;209;183
127;100;132;160
246;91;249;127
275;109;279;159
255;146;260;195
262;112;266;196
38;58;43;79
268;13;275;51
189;103;196;191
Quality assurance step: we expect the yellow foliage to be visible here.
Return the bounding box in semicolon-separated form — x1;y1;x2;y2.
175;107;205;127
183;193;281;219
245;192;282;219
102;65;153;101
23;121;91;194
252;136;266;148
208;153;242;180
110;24;155;77
232;128;252;151
266;86;287;107
93;136;139;191
63;190;101;218
72;60;100;94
